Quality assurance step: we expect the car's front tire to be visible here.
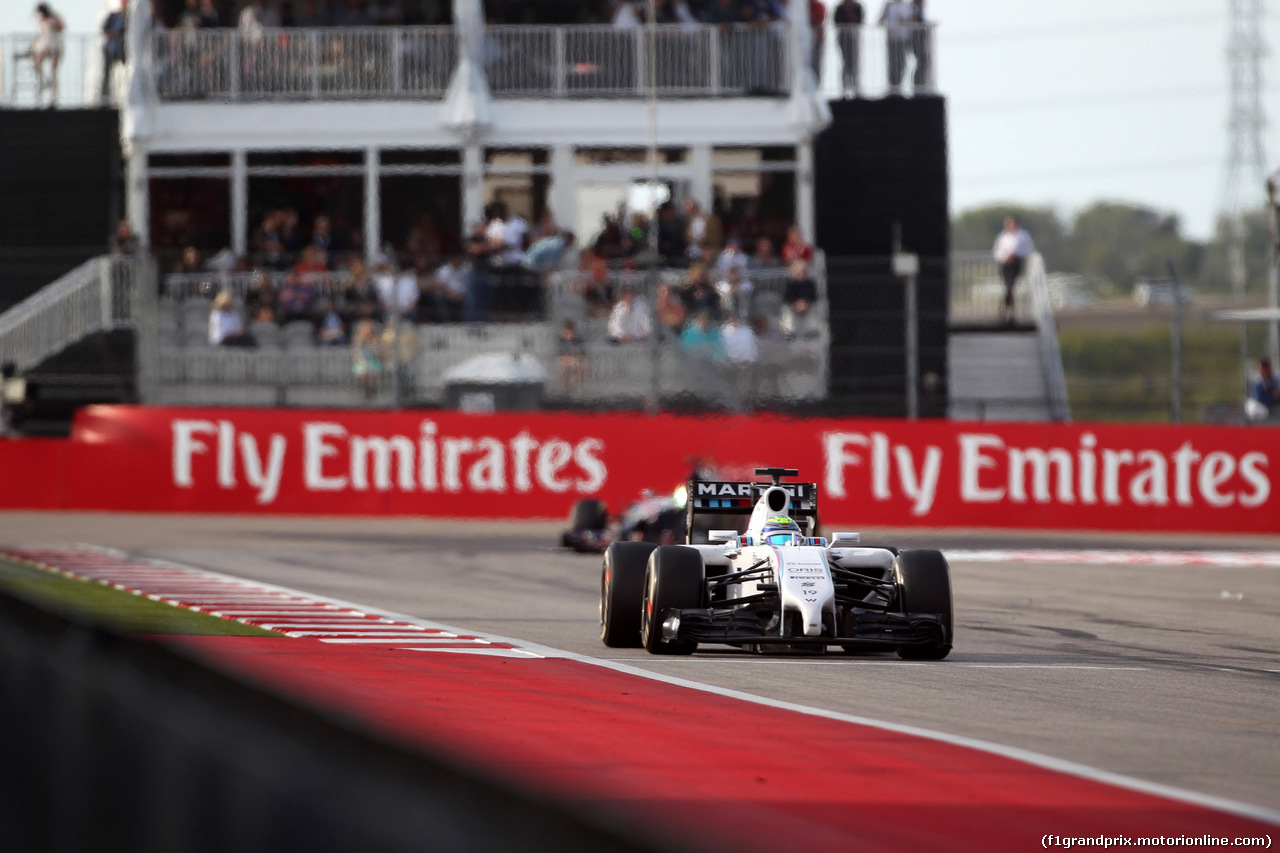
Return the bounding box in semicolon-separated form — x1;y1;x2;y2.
641;545;704;655
894;549;953;660
600;542;657;647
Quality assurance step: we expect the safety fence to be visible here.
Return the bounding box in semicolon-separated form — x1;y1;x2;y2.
0;32;121;108
949;251;1033;323
152;26;456;101
153;261;828;410
0;256;142;373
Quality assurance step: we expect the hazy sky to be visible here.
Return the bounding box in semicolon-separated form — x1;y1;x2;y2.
4;0;1277;239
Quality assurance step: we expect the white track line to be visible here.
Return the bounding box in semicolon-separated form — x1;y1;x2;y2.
8;545;1280;827
944;549;1280;568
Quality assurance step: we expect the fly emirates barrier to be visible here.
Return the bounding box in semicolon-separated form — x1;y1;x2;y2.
1;406;1276;534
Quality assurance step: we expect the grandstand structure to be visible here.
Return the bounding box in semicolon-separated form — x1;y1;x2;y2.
1;2;1077;425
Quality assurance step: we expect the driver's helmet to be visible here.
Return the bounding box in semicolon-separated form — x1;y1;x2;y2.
760;516;802;546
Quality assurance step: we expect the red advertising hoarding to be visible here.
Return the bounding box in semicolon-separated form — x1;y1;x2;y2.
0;405;1276;533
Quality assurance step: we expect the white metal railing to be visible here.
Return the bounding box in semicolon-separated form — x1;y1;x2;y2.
152;27;456;102
0;257;141;371
948;251;1033;322
485;24;791;98
822;24;935;99
0;32;122;108
1026;254;1071;422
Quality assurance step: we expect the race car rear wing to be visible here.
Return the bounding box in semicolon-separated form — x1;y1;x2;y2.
685;473;818;543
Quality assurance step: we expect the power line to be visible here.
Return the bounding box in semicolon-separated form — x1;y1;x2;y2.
955;85;1225;115
944;12;1227;45
956;156;1220;188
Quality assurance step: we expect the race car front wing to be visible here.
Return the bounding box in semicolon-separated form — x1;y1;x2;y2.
662;607;947;650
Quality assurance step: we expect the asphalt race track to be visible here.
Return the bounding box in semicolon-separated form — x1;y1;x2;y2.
4;512;1278;818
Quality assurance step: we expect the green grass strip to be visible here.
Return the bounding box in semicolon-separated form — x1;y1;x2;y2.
0;556;275;637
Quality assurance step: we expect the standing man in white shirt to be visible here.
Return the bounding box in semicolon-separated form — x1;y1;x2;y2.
607;287;652;344
879;0;912;93
992;215;1035;323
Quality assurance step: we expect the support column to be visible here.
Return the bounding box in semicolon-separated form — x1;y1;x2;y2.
796;136;815;244
365;146;380;264
231;150;247;259
462;142;485;228
689;144;713;211
126;142;150;248
548;144;577;232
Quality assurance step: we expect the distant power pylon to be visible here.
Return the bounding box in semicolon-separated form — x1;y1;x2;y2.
1220;0;1269;297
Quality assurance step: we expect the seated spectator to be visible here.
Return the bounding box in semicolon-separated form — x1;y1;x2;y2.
351;319;384;398
781;259;820;339
276;272;317;324
780;224;814;267
577;249;613;319
243;271;278;319
342;258;383;323
607;286;652;344
557;319;587;391
316;298;347;346
171;245;202;275
294;244;329;275
1249;358;1280;417
109;219;139;255
683;198;708;261
620;212;650;257
209;292;253;346
308;214;341;259
655;282;686;340
682;263;721;321
680;311;723;361
656;203;687;262
751;236;780;270
716;266;754;319
721;314;758;365
714;237;749;276
593;212;624;260
253;210;289;270
430;255;467;323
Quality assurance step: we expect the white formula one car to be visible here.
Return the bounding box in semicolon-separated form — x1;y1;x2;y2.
599;468;953;659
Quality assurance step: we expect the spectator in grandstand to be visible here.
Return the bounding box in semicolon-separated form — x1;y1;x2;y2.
720;313;758;366
197;0;222;27
1250;358;1280;415
294;245;329;275
465;221;494;322
315;297;347;345
879;0;913;93
593;212;625;261
308;215;342;261
576;249;613;319
429;255;467;323
253;210;288;270
808;0;826;81
557;319;587;392
276;272;317;324
716;266;754;319
780;225;813;267
680;311;723;361
32;4;65;107
243;270;278;319
382;319;420;399
683;199;708;261
683;263;720;321
101;0;127;101
751;236;780;270
109;219;140;255
612;0;641;27
606;286;652;344
654;282;687;340
714;237;749;276
239;0;276;39
781;259;819;339
620;211;650;258
656;203;687;263
343;258;383;323
209;292;254;346
171;245;202;275
178;0;202;29
351;319;385;398
383;260;421;321
524;230;575;274
992;215;1034;322
834;0;863;96
910;0;931;88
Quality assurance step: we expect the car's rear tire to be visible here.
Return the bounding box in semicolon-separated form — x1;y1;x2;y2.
600;542;657;647
570;499;609;532
894;549;953;661
641;545;704;655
